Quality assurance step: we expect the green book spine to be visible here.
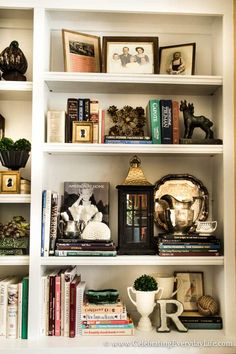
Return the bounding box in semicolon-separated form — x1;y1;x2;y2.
147;99;161;144
21;277;29;339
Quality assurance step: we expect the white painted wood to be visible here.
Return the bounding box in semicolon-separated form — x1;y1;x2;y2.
0;256;29;265
0;194;31;203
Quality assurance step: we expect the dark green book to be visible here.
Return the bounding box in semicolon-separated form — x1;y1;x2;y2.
21;276;29;339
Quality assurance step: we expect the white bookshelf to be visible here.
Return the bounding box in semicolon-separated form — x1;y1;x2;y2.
0;1;235;353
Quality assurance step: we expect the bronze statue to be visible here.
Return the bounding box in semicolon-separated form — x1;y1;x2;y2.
180;100;214;139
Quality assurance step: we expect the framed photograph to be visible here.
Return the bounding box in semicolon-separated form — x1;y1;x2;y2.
102;36;159;74
174;271;204;311
159;43;196;75
72;122;93;143
0;171;20;194
62;29;101;73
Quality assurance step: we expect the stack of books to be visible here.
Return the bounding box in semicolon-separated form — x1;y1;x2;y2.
54;239;117;257
157;234;222;256
81;299;134;336
179;312;223;329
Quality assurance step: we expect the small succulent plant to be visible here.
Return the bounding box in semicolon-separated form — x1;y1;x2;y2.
134;274;158;292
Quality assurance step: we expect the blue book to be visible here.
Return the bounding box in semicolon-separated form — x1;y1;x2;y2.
160;99;173;144
105;139;152;144
41;190;46;256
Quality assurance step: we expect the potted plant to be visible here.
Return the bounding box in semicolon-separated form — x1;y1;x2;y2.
0;137;31;170
127;274;163;331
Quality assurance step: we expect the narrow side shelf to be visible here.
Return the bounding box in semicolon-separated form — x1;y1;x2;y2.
0;81;32;101
44;72;222;96
0;194;31;203
41;255;224;266
43;143;223;156
0;255;29;266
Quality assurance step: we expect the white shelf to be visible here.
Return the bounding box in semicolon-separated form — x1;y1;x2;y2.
41;255;224;266
0;256;29;266
0;81;32;101
43;143;223;156
44;72;222;96
0;194;31;203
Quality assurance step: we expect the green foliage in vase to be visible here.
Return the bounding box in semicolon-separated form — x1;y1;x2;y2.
107;105;146;136
134;274;158;291
0;137;31;151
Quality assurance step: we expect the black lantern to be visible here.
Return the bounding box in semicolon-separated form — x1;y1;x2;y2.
116;155;155;255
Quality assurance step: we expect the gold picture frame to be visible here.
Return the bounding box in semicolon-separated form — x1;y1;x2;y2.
62;29;101;73
0;170;20;194
72;122;93;143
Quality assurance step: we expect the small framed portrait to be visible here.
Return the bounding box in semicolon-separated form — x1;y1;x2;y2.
0;171;20;194
159;43;196;75
174;271;204;311
72;122;93;143
102;36;159;74
62;29;101;73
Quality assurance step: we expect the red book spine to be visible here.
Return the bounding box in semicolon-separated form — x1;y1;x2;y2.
48;275;56;336
54;275;61;336
172;101;180;144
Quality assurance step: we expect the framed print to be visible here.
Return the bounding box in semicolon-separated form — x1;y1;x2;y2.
62;29;101;73
102;36;159;74
174;271;204;311
72;122;93;143
159;43;196;75
0;171;20;194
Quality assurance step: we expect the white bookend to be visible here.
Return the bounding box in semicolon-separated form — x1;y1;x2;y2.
75;281;86;336
6;282;19;339
47;110;66;143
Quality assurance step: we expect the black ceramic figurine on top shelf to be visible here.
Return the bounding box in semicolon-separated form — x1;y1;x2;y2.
179;100;222;144
0;41;28;81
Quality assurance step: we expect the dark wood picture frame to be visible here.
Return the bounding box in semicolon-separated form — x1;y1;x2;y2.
159;43;196;75
0;170;20;194
62;29;101;73
102;36;159;74
174;271;204;311
72;121;93;143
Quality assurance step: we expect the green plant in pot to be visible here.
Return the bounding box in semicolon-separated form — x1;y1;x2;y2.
0;137;31;170
127;274;163;332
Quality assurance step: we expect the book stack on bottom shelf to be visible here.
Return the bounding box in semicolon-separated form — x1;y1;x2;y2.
0;276;29;339
81;294;134;336
179;311;223;329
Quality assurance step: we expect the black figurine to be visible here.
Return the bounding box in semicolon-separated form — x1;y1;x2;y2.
180;100;214;139
0;41;28;81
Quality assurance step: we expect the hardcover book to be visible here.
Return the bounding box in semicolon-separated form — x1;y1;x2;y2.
160;99;173;144
146;99;161;144
66;98;78;143
62;182;109;226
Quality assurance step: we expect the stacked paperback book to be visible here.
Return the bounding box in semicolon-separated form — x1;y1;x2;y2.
55;239;117;257
157;234;222;256
81;297;134;336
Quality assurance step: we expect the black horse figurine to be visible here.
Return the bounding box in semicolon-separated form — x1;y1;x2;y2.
180;100;214;139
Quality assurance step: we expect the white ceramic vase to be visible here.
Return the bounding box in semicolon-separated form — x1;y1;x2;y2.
127;286;162;331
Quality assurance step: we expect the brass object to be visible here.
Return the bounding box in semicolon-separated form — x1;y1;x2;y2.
122;155;152;185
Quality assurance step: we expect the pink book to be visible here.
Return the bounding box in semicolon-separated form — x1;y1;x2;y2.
54;271;62;336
